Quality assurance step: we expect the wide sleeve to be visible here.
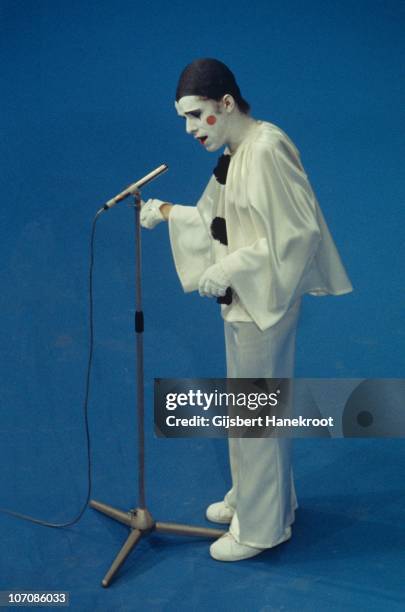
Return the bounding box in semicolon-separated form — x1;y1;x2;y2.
168;175;223;291
220;139;322;329
168;204;212;292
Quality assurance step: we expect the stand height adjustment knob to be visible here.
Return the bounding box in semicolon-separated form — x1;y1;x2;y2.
135;311;144;333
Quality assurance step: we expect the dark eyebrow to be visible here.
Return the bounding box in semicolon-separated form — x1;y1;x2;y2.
184;109;202;117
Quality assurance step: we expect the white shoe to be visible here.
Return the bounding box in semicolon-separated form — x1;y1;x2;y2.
210;532;264;561
206;501;235;524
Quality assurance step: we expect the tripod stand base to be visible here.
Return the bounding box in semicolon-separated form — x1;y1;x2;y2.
90;499;226;587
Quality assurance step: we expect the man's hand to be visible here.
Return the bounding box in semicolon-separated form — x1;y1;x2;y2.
140;198;171;229
198;262;231;298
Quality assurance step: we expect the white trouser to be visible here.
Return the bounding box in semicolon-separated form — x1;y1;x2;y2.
223;299;300;548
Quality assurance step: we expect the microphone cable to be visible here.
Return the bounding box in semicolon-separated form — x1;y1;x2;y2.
0;208;104;528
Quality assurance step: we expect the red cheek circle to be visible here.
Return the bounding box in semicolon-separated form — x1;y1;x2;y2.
206;115;217;125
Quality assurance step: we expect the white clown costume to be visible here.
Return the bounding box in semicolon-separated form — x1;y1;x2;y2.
168;120;352;548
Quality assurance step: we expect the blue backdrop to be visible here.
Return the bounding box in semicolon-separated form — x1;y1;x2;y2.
0;1;404;610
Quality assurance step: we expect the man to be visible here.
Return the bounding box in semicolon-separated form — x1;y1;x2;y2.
141;58;352;561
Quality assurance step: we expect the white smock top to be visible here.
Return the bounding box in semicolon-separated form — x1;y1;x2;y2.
168;120;353;331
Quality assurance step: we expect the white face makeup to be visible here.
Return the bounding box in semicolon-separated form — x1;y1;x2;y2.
175;96;229;152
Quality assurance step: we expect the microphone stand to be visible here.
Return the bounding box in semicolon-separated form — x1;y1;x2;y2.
90;191;225;588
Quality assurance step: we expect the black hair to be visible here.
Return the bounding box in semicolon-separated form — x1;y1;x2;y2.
175;58;250;115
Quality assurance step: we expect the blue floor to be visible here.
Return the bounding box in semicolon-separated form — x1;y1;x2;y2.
1;422;405;610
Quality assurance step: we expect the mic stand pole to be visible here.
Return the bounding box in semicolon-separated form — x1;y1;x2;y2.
90;191;225;588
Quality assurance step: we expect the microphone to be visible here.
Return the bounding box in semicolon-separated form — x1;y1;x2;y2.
104;164;168;209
